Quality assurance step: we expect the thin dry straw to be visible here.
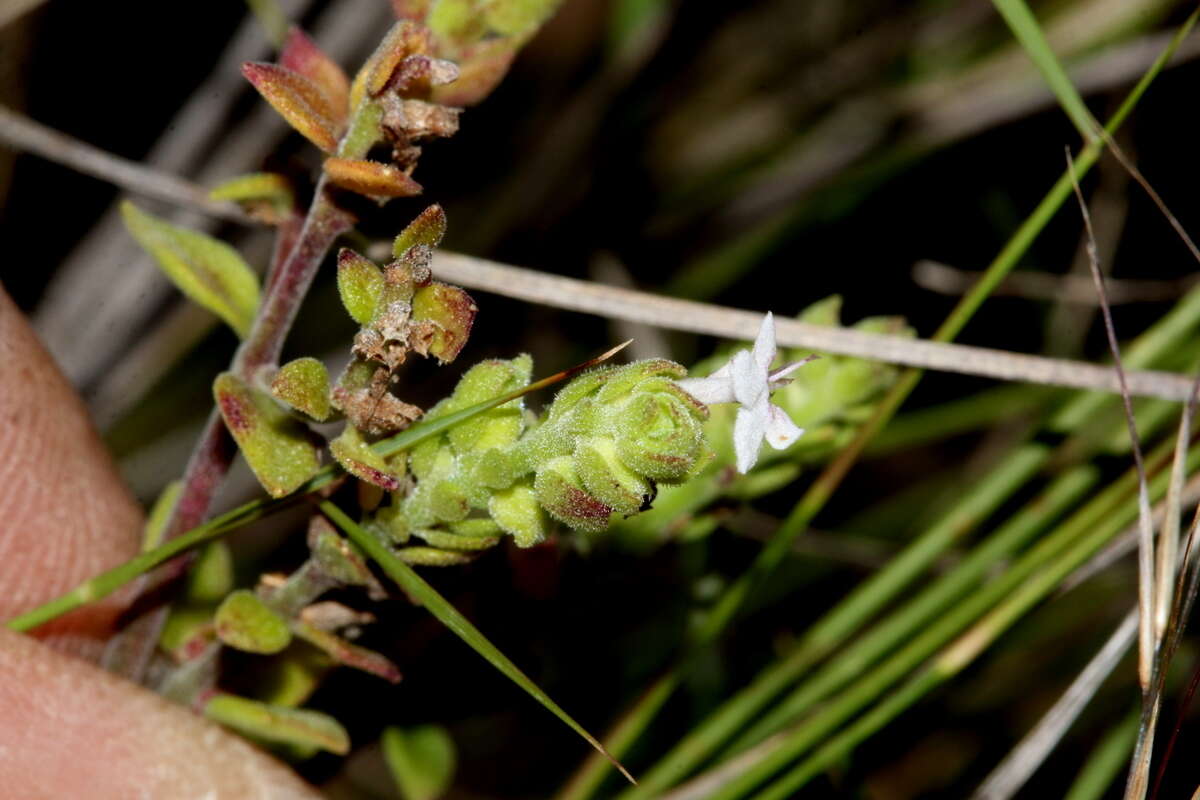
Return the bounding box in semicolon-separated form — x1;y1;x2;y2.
1066;147;1156;691
432;251;1200;402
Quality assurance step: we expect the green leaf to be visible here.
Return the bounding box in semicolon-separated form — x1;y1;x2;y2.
141;480;182;552
483;0;563;40
215;589;292;654
992;0;1096;142
331;425;404;490
271;357;332;421
203;693;349;755
120;201;261;337
336;248;385;325
209;172;294;222
214;372;322;498
392;204;447;258
184;541;235;604
382;725;457;800
319;500;633;783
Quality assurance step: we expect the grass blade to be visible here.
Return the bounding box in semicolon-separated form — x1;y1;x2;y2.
991;0;1098;142
318;500;635;784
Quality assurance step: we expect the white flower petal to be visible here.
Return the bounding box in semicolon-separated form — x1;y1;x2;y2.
677;374;736;405
733;402;767;473
730;349;765;408
752;311;777;374
764;403;803;450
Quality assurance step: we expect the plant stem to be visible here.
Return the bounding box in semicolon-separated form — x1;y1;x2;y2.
556;14;1199;797
101;184;352;679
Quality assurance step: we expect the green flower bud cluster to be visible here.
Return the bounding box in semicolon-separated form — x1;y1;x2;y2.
613;296;911;550
368;356;712;554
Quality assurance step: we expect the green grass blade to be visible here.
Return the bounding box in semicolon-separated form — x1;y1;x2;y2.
318;500;635;784
991;0;1098;142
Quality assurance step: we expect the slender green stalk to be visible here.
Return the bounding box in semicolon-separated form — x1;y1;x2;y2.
317;501;634;784
555;15;1200;796
730;463;1099;752
618;286;1200;798
706;442;1199;800
628;461;1095;797
1064;710;1140;800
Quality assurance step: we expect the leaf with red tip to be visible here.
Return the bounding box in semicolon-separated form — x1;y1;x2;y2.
293;621;403;683
350;20;432;109
242;62;342;152
214;372;322;497
410;282;476;363
280;27;351;120
392;204;447;258
330;425;404;491
323;157;423;198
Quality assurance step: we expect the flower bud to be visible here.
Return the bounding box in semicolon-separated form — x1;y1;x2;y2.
534;456;614;533
574;437;652;516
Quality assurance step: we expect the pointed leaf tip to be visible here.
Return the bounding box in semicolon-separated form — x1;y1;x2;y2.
393;204;447;258
121;202;260;337
324;157;423;198
242;61;342;152
280;27;351;119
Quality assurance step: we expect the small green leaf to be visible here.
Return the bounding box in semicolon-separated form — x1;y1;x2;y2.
272;357;332;421
483;0;563;40
215;589;292;654
204;693;350;755
209;172;295;222
292;621;402;682
121;202;261;337
337;248;385;325
185;542;235;604
141;480;182;552
395;546;474;566
308;520;376;586
392;204;447;258
214;372;322;498
488;483;546;547
331;425;403;490
382;724;457;800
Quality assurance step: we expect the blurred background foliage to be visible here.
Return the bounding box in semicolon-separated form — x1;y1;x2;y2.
6;0;1200;797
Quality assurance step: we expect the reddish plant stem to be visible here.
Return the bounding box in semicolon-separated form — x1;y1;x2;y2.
103;181;354;681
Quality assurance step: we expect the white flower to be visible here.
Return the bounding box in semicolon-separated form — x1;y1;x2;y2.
677;313;812;474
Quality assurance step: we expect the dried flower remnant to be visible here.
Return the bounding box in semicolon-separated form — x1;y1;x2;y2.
243;22;461;201
677;313;814;473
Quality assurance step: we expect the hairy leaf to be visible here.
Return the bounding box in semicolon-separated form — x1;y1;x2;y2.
121;202;260;337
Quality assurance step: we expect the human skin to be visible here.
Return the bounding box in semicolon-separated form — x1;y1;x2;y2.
0;285;320;798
